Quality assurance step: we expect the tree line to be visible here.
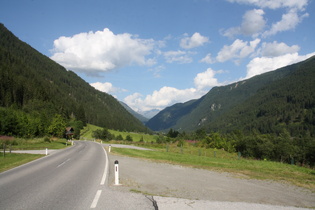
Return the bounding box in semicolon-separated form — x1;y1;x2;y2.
0;107;84;139
158;128;315;167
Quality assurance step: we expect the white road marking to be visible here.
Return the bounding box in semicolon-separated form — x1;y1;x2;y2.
90;190;102;209
57;158;71;168
100;145;108;185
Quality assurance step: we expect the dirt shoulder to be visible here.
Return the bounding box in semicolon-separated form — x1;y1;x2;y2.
107;153;315;209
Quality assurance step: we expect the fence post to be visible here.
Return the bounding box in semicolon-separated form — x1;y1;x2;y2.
114;160;119;185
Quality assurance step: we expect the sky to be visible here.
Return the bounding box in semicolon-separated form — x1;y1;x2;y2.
1;0;315;118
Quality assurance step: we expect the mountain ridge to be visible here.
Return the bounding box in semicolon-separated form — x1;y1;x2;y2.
146;56;315;138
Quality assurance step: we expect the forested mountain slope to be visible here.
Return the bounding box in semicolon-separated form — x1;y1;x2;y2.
208;56;315;136
0;23;149;135
146;56;315;138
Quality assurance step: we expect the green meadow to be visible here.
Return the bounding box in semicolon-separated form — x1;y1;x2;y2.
80;124;157;142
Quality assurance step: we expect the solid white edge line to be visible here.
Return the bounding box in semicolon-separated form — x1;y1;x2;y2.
100;144;109;185
90;190;102;209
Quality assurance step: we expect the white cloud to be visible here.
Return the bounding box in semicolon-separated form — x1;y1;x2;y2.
148;65;165;78
180;32;209;49
194;68;222;90
262;9;309;37
216;39;260;63
200;53;215;64
223;9;266;38
225;1;309;38
241;9;266;36
50;28;155;74
124;87;201;112
260;41;300;57
163;50;194;64
246;52;315;78
226;0;309;10
124;68;225;112
90;82;126;94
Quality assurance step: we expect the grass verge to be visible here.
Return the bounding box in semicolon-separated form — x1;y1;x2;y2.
111;147;315;191
11;139;69;150
0;153;43;173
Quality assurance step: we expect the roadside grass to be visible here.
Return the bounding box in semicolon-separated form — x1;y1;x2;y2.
0;153;43;173
111;146;315;191
12;138;70;150
0;138;70;173
6;138;70;150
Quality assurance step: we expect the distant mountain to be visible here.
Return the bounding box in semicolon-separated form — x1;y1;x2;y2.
0;23;149;133
119;101;148;124
139;109;160;119
146;56;315;137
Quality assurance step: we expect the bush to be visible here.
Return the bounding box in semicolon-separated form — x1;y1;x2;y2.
43;137;51;143
92;128;112;141
125;135;133;142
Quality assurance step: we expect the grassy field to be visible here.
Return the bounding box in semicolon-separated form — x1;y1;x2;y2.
80;124;157;142
109;130;157;143
111;145;315;191
0;153;43;173
80;124;102;139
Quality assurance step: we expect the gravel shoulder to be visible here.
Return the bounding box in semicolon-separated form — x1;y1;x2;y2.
107;152;315;209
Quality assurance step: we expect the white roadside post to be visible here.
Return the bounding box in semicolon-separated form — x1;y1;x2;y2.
45;148;48;156
114;160;119;185
109;145;111;153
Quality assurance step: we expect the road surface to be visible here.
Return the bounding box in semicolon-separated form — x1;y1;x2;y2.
0;141;154;209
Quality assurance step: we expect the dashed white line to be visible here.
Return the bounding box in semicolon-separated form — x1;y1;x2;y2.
57;158;71;168
90;190;102;209
90;142;109;209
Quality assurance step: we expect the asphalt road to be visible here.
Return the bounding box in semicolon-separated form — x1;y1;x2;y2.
0;141;154;210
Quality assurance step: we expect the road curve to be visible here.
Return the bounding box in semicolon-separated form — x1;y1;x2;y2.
0;141;106;209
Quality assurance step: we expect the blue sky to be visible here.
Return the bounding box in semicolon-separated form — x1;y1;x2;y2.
1;0;315;117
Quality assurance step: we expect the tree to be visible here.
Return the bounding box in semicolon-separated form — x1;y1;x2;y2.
115;134;123;140
92;128;112;141
167;129;179;138
48;114;66;138
125;135;133;142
